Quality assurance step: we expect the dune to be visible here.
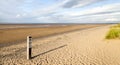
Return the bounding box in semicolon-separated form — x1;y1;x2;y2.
0;24;120;65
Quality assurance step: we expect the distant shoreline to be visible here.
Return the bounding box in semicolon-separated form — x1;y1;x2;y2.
0;24;110;30
0;23;118;25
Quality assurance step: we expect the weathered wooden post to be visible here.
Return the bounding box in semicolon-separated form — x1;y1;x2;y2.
27;36;32;60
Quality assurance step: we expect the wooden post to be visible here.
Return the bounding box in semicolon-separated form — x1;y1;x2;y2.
27;36;32;60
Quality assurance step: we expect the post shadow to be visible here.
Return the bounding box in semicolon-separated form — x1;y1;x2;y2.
32;44;67;59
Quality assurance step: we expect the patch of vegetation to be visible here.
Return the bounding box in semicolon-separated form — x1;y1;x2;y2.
106;24;120;39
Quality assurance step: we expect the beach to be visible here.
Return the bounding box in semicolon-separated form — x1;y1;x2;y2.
0;24;120;65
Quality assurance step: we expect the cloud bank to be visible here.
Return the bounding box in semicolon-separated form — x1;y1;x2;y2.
62;0;104;8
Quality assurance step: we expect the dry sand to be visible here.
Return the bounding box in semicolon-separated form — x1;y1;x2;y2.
0;25;120;65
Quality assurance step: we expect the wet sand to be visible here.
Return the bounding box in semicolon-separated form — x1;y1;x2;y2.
1;25;120;65
0;24;104;47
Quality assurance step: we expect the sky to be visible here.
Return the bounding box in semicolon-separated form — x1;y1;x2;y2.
0;0;120;23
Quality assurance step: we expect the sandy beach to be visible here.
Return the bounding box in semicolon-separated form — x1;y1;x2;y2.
0;25;120;65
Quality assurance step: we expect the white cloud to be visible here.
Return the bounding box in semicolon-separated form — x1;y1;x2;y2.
0;0;25;18
16;14;21;18
52;3;120;23
59;3;120;17
30;0;67;17
105;18;119;22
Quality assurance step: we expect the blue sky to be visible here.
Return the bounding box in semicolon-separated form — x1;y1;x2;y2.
0;0;120;23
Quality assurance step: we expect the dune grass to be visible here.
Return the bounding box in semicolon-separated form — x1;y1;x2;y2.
106;24;120;39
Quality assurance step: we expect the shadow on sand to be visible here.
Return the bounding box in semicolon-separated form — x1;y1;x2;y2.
32;44;67;59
